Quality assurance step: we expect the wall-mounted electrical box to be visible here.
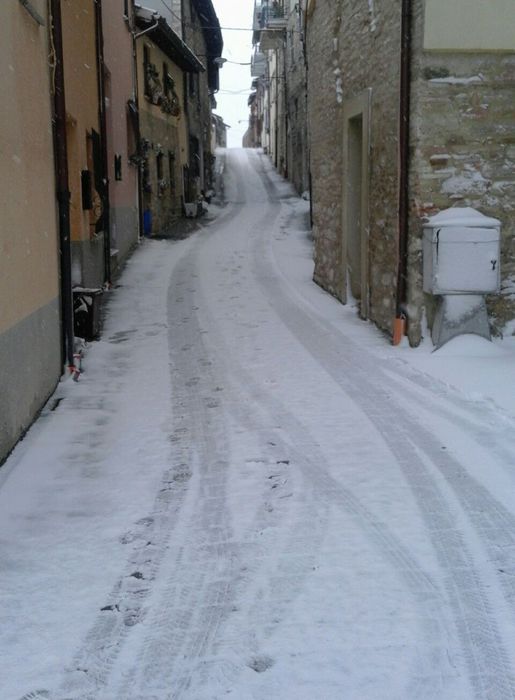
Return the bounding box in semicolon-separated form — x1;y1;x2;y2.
423;207;501;295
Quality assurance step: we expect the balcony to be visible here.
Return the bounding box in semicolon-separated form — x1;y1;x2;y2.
261;1;286;30
251;50;266;77
258;0;286;50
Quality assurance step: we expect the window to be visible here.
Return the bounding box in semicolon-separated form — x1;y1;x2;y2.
19;0;45;25
114;154;123;181
144;46;151;97
81;170;93;210
163;63;169;96
168;151;176;190
156;152;164;180
189;72;197;97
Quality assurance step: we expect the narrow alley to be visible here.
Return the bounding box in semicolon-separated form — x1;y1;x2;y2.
2;149;515;700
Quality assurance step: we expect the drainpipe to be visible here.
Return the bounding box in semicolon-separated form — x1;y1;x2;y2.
94;0;111;286
393;0;412;345
274;49;279;169
283;36;289;179
49;0;75;372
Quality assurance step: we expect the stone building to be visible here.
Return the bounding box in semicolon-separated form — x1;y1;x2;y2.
181;0;223;201
0;0;62;463
284;1;309;195
135;6;204;233
212;113;229;149
243;87;262;148
306;0;515;345
139;0;223;204
250;1;309;193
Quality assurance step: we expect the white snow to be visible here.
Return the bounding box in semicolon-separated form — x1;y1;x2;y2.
429;75;484;85
441;171;490;196
2;149;515;700
424;206;500;229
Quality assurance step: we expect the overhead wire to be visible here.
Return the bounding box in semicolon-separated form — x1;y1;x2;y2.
145;0;300;34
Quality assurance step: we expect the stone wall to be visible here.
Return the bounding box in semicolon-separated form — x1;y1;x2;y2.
183;2;215;192
307;0;515;344
307;0;345;300
307;0;402;333
137;40;186;235
407;0;515;343
285;4;309;195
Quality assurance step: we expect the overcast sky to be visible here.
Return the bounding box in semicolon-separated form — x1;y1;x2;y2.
212;0;256;148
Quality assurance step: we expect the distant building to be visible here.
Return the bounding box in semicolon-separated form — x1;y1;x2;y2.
182;0;223;202
135;6;204;232
212;114;229;149
249;1;309;193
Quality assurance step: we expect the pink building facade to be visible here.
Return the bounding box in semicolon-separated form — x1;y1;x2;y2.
102;1;140;272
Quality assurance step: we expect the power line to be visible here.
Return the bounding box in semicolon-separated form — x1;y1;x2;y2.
144;0;294;33
155;0;255;32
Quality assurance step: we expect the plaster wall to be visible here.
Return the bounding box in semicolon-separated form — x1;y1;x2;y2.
0;0;60;333
0;300;61;465
0;1;61;463
424;0;515;52
62;0;105;288
102;0;139;270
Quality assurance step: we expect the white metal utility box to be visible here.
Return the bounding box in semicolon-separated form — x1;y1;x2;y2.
423;207;501;295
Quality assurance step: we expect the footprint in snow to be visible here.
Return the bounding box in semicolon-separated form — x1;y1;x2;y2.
248;656;275;673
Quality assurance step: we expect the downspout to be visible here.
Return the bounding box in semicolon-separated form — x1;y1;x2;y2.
274;49;279;169
49;0;75;372
282;34;288;178
393;0;412;344
94;0;111;286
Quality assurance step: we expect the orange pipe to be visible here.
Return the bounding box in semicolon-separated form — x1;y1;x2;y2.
392;316;406;346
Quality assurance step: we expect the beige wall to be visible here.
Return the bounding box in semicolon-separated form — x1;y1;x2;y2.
424;0;515;52
0;0;62;464
61;0;101;245
0;0;59;334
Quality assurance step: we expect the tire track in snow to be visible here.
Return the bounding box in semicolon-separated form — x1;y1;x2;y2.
153;153;455;699
381;362;515;475
249;151;515;698
53;200;244;699
112;166;312;697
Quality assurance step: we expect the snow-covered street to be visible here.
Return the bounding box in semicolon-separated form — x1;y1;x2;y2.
2;148;515;700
